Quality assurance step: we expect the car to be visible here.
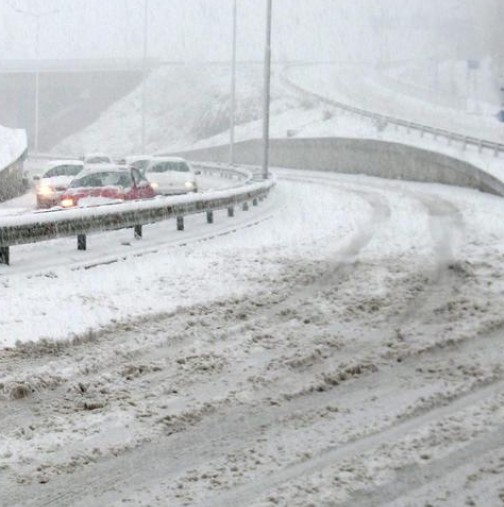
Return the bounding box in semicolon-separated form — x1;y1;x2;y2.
35;160;85;208
82;153;113;165
122;155;153;171
59;165;156;208
143;157;198;195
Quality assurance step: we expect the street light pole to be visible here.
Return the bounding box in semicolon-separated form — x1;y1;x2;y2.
34;15;40;153
262;0;272;179
229;0;237;165
141;0;149;153
7;5;59;154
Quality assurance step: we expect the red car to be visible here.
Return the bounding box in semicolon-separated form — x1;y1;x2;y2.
59;166;156;208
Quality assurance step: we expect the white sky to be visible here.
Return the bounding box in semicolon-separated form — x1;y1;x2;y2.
0;0;497;63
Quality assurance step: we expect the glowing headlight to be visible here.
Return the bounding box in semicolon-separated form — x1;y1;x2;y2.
185;181;195;190
37;185;54;197
60;198;75;208
151;182;159;190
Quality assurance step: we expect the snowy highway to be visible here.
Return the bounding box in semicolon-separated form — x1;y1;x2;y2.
1;167;504;506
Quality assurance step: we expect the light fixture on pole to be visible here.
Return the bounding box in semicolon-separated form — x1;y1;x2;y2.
262;0;272;179
8;3;59;153
229;0;237;165
141;0;149;153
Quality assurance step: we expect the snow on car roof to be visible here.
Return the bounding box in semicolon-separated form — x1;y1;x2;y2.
124;155;153;162
46;159;85;168
80;163;129;175
151;156;188;163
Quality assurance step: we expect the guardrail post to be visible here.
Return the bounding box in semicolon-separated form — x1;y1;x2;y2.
134;225;142;239
478;141;483;154
462;137;467;151
206;210;214;224
420;127;425;138
447;134;452;146
0;246;10;265
227;206;234;217
494;146;500;158
177;216;184;231
77;234;87;251
242;201;249;211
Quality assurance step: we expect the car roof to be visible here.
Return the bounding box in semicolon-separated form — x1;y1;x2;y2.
151;156;189;163
124;155;153;163
46;159;84;168
79;164;130;175
84;152;110;158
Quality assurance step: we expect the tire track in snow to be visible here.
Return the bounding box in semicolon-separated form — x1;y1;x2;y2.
1;170;499;507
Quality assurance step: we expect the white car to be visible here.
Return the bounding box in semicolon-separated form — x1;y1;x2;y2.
83;153;113;165
143;157;198;195
35;160;85;209
120;155;153;172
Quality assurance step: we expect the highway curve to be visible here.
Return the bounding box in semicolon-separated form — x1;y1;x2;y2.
1;169;504;506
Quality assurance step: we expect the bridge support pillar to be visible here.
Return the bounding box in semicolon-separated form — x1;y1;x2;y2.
134;225;142;239
206;210;214;224
177;216;184;231
77;234;87;251
0;246;10;265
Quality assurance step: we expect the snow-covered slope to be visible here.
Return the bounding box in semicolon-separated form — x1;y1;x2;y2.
0;124;26;170
53;64;306;156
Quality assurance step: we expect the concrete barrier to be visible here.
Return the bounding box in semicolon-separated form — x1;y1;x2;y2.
167;138;504;197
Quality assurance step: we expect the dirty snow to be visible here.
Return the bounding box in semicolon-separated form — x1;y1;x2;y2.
1;168;504;506
2;58;504;507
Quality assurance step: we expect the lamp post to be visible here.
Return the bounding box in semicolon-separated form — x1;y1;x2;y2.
229;0;237;165
8;5;59;153
141;0;149;153
262;0;272;180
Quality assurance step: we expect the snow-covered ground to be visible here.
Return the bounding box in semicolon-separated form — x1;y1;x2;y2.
284;63;504;144
2;169;504;505
3;58;504;506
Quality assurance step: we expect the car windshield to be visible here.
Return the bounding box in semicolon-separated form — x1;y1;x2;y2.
70;171;132;188
44;165;83;178
86;156;111;164
148;161;190;173
131;159;151;170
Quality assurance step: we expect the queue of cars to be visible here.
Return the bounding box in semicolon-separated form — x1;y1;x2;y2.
34;154;199;210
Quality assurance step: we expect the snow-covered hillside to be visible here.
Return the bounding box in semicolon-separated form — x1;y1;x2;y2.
53;64;306;156
0;124;26;169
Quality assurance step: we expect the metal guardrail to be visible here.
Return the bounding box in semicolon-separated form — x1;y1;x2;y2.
281;69;504;158
0;167;274;265
193;162;253;185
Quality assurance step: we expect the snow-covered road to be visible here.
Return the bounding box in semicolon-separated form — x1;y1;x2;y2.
1;168;504;506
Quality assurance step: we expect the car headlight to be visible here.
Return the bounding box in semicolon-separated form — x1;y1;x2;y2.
37;185;54;197
60;198;75;208
185;181;195;190
151;182;159;190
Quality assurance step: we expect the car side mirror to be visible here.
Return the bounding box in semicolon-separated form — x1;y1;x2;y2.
194;170;201;175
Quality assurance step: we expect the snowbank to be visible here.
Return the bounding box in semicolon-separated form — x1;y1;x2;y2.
0;124;27;171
